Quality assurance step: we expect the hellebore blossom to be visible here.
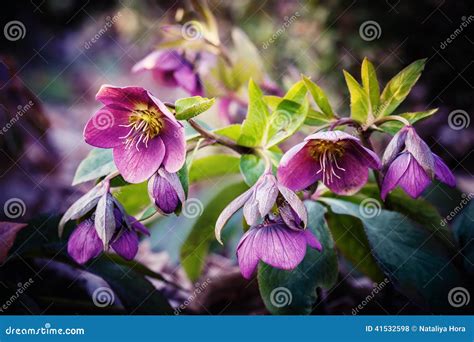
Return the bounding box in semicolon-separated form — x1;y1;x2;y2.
148;168;185;214
84;85;186;183
277;131;381;195
381;125;455;199
237;216;322;279
67;208;149;264
215;172;308;243
132;50;202;96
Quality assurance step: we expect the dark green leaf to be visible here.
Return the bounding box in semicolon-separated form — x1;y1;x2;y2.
72;149;116;186
175;96;215;120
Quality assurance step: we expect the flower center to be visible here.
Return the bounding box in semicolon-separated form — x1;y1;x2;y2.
119;109;163;150
309;140;346;184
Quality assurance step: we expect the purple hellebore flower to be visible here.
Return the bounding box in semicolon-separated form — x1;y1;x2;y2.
148;168;185;215
215;172;307;243
132;50;202;96
381;125;455;200
237;217;322;279
277;131;381;195
84;85;186;184
67;208;149;265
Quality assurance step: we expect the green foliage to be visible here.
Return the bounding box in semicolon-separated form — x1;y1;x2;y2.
175;96;215;120
361;58;380;118
302;76;334;117
189;154;241;183
379;109;437;134
72;148;116;185
239;154;266;186
258;202;338;314
452;199;474;276
343;70;370;123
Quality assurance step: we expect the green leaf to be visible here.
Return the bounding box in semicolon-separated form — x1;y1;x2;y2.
266;98;309;147
284;80;307;103
238;79;270;147
113;182;149;215
231;28;264;87
303;76;334;117
258;201;338;315
361;58;380;116
304;108;333;126
326;213;385;282
189;154;241;183
239;154;265;186
343;70;370;123
321;197;465;311
452;198;474;276
87;256;173;314
175;96;215;120
378;59;426;117
180;182;248;281
177;163;189;197
72;149;117;186
379;109;438;134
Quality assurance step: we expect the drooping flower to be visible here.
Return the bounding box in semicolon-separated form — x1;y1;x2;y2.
237;217;322;279
132;50;202;96
148;168;185;214
67;208;149;265
277;131;381;195
381;125;455;200
215;172;307;243
84;85;186;183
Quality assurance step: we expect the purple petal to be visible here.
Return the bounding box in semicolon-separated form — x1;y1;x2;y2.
0;222;27;263
113;136;165;183
83;107;130;148
67;219;103;265
215;189;253;243
159;120;186;173
132;50;183;73
148;171;181;214
277;142;321;191
96;85;150;111
128;216;150;236
236;228;260;279
174;65;202;96
381;152;411;200
277;184;307;228
382;126;408;167
405;127;435;178
326;153;369;195
347;141;381;170
304;229;322;251
433;153;455;187
255;174;279;218
243;191;260;226
111;229;139;261
305;130;359;143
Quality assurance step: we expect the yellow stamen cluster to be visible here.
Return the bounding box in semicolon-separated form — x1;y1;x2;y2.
119;109;163;150
309;140;346;184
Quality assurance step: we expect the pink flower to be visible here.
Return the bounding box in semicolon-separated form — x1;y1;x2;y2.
84;85;186;183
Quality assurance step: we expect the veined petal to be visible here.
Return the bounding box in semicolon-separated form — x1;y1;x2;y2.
277;142;321;191
382;127;408;167
347;141;381;170
129;216;150;236
111;229;139;260
405;127;435;178
396;154;431;199
236;229;260;279
215;189;253;243
255;174;279;218
159;120;186;173
326;153;369;195
304;229;322;251
148;172;180;214
433;153;456;187
277;184;307;228
305;130;359;142
113;136;165;183
243;191;260;226
132;50;182;73
174;64;201;96
67;219;103;265
96;85;149;111
83;107;130;148
381;152;411;200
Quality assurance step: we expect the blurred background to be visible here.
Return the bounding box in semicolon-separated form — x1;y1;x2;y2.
0;0;472;314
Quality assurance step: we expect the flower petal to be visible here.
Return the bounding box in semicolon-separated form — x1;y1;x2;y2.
381;152;411;200
347;141;381;170
236;229;260;279
111;229;139;261
277;142;321;191
433;153;456;187
277;184;308;228
113;136;165;183
304;229;322;251
255;174;279;218
396;154;431;198
382;127;408;167
215;189;253;243
148;172;180;214
67;219;103;265
326;153;369;195
83;107;130;148
405;127;435;178
305;130;359;142
174;64;202;96
243;191;260;226
96;85;150;111
159;120;186;173
132;50;183;73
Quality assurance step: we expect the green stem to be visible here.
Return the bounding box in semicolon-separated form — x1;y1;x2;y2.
373;115;411;127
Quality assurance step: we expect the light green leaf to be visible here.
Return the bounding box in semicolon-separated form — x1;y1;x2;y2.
114;182;148;215
180;182;248;281
303;76;334;117
266;99;309;147
304;108;333;126
378;59;426;117
72;149;117;186
284;80;307;103
361;58;380;117
239;154;265;186
258;201;338;315
379;109;438;135
231;28;264;87
343;70;370;123
238;79;270;147
189;154;241;183
175;96;215;120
